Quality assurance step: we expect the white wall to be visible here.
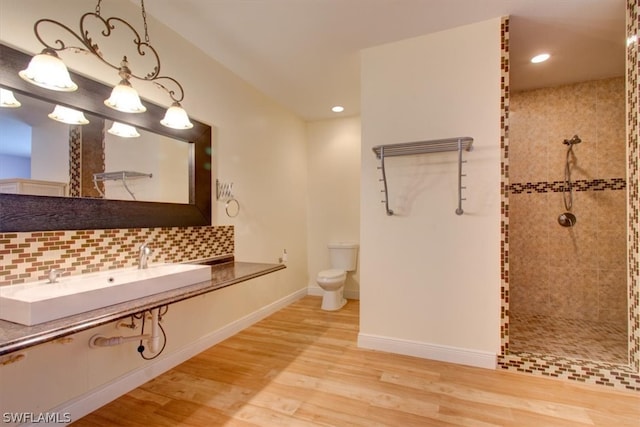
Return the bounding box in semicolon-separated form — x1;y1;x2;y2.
0;0;308;421
359;19;502;368
306;117;361;297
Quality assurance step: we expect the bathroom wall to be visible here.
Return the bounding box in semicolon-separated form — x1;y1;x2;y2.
359;18;502;367
0;0;308;420
306;116;361;297
509;77;627;325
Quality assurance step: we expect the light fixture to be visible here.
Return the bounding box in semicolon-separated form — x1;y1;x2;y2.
0;88;21;108
531;53;550;64
104;58;146;113
331;105;345;113
108;122;141;138
48;105;90;125
18;0;190;129
18;48;78;92
160;102;193;129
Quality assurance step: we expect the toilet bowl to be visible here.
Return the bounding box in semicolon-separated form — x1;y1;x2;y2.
316;242;358;311
317;268;347;311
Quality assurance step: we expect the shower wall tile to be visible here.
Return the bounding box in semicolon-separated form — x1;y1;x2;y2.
508;192;551;240
511;78;623;183
510;260;550;316
594;190;627;231
596;77;627;177
508;95;550;183
549;266;599;321
597;228;628;270
509;76;627;324
599;268;630;324
547;228;599;269
510;231;548;263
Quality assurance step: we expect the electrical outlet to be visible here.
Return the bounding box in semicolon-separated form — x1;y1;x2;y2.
279;249;288;264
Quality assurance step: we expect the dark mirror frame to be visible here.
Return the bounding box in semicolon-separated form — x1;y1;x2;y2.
0;43;212;232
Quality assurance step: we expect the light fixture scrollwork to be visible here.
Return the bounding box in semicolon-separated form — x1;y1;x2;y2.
19;0;193;129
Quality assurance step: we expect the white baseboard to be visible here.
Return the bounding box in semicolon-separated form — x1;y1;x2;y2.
357;333;496;370
43;288;308;427
307;285;359;300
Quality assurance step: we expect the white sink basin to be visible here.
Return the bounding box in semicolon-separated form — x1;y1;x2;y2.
0;263;210;326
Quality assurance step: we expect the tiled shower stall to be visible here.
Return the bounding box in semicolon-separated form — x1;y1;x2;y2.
498;0;640;391
508;77;628;364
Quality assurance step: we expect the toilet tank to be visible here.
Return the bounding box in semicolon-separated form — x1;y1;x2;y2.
328;242;359;272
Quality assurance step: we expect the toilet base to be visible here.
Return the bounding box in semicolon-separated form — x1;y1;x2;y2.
321;289;346;311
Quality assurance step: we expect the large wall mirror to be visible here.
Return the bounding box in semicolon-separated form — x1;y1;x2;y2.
0;43;212;231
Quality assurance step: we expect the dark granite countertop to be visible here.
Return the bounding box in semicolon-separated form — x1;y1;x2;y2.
0;261;286;356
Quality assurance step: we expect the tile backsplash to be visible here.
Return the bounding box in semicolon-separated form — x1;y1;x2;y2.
0;225;233;286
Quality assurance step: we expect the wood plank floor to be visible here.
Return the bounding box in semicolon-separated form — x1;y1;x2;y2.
75;296;640;426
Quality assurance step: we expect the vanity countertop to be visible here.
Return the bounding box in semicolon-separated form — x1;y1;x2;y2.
0;261;285;356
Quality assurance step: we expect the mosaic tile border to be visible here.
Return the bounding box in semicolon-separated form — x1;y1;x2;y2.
499;16;510;359
500;354;640;390
508;178;626;194
0;226;234;286
69;127;81;198
626;0;639;374
497;7;640;392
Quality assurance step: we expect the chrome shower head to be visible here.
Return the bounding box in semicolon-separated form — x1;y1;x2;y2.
563;135;582;145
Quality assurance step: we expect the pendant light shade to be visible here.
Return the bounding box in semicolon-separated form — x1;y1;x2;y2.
160;102;193;129
104;78;146;113
0;88;21;108
107;122;140;138
19;48;78;92
48;105;89;125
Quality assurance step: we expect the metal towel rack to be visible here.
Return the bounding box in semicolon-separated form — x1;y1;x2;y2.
372;136;473;216
93;171;152;201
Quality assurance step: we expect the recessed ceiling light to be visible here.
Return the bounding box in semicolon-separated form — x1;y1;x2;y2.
531;53;550;64
331;105;344;113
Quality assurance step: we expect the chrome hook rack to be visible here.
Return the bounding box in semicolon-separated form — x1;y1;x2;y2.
216;179;240;218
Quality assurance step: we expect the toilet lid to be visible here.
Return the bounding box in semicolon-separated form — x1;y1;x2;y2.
318;269;345;279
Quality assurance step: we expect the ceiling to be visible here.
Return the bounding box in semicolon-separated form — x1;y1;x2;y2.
143;1;625;121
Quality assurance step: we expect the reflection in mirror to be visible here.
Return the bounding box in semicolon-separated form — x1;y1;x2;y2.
0;93;190;203
0;43;211;232
0;92;68;196
102;120;189;203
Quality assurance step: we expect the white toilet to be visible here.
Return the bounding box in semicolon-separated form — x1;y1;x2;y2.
316;242;359;311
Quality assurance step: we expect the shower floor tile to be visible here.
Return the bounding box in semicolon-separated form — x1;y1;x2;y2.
509;313;628;364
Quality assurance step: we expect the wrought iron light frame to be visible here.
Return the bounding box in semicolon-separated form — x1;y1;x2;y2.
24;0;190;127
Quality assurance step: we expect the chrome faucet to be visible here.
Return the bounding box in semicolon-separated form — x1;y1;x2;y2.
138;242;153;269
47;268;61;283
